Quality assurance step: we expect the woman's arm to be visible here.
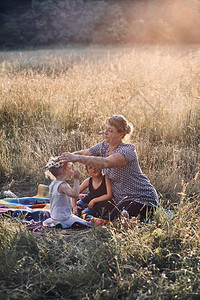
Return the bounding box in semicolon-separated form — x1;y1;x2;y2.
59;152;126;169
73;149;92;156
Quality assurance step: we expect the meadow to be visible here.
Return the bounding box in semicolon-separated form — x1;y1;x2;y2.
0;46;200;299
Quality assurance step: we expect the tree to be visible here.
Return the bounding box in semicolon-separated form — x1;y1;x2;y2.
32;0;109;45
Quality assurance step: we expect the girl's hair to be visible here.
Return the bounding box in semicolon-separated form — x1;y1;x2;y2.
45;166;62;180
45;158;68;180
106;115;133;141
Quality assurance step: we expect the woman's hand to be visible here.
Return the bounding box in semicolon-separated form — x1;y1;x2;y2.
59;152;77;163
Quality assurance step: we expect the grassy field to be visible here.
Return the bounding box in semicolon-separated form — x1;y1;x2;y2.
0;46;200;299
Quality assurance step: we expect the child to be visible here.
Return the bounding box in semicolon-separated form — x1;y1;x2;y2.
74;165;113;218
43;157;92;229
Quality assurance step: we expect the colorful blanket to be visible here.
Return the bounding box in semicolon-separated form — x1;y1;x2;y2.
0;184;50;221
0;197;50;221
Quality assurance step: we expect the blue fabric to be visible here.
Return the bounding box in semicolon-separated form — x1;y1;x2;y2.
1;208;50;221
83;207;92;215
1;197;50;205
0;197;50;221
77;199;92;216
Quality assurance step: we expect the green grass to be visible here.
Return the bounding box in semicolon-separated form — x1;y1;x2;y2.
0;200;200;299
0;46;200;298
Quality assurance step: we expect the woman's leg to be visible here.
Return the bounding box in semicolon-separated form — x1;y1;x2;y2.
90;200;115;218
108;200;153;221
139;204;156;221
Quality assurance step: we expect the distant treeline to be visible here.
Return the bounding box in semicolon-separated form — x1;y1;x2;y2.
0;0;200;49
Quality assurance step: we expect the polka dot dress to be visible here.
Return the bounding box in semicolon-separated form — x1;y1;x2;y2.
90;141;159;206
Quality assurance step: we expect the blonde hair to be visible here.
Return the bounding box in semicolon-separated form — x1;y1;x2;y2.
106;115;133;142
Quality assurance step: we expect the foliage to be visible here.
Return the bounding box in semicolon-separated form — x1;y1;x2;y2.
1;0;200;48
91;2;128;44
32;0;128;45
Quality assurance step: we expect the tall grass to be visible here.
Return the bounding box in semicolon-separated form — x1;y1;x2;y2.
0;46;200;299
0;46;199;200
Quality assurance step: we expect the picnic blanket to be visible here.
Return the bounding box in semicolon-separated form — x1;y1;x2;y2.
0;184;50;221
0;196;51;221
0;185;112;228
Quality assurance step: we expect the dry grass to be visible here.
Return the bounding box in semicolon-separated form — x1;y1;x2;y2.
0;46;199;200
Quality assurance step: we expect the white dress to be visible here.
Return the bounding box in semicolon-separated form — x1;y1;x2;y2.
43;180;92;228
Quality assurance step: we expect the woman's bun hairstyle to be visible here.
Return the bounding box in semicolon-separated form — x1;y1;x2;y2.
126;124;132;135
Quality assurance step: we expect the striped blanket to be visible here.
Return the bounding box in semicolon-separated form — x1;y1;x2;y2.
0;196;50;221
0;184;50;221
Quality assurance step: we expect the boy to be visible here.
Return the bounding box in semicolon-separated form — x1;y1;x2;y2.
73;165;113;218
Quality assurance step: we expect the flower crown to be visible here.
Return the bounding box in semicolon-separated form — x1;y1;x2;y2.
45;157;64;169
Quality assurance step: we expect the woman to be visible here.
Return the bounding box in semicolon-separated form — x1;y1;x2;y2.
59;115;159;221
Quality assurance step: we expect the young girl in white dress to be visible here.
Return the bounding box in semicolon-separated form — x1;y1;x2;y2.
44;157;92;229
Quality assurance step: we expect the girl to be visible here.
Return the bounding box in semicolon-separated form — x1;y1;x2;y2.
44;157;92;228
